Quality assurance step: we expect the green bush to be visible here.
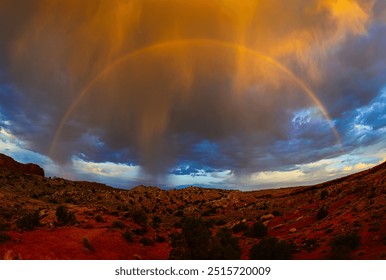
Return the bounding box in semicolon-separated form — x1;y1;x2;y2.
211;228;241;260
249;237;292;260
182;217;212;259
215;219;227;226
320;190;329;200
16;211;40;230
272;210;282;216
133;227;148;235
56;206;76;225
140;237;154;246
122;231;134;243
133;211;148;226
169;218;242;260
329;232;360;259
316;207;328;220
95;215;105;223
112;220;126;229
0;223;10;231
155;235;166;243
151;216;162;228
249;222;268;238
232;222;249;234
169;217;212;259
0;232;12;243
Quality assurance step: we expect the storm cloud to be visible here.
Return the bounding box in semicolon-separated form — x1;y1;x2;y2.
0;0;385;187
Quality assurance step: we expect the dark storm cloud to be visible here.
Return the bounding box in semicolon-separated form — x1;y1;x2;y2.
0;0;385;185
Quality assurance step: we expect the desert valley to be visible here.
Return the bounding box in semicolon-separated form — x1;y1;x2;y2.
0;153;385;260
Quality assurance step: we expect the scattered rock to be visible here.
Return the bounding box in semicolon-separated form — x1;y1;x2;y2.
262;220;271;226
273;223;284;229
289;227;297;233
260;214;274;221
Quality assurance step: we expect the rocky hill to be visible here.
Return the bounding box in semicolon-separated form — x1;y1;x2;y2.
0;153;44;177
0;153;384;260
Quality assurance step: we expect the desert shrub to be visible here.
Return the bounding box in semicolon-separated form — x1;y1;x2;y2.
329;232;360;259
249;237;292;260
182;217;212;259
169;218;243;260
249;221;268;238
16;211;40;230
304;238;318;252
110;211;120;217
82;238;95;252
272;210;282;216
56;206;76;225
215;219;226;226
151;216;162;228
169;217;212;259
48;198;58;204
112;220;126;229
169;233;190;260
173;221;182;228
152;216;162;224
140;237;154;246
0;223;10;231
320;190;329;200
204;219;215;228
211;228;241;260
132;211;148;226
232;222;249;234
316;207;328;220
155;235;166;243
0;232;12;243
174;210;184;217
64;198;76;204
133;227;148;235
122;231;133;243
95;215;105;223
202;208;217;217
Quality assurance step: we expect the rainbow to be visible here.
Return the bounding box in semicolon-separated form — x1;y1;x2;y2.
49;39;341;158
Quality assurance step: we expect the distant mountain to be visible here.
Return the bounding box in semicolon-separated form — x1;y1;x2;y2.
0;153;384;260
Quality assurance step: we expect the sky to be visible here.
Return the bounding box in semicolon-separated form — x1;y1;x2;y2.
0;0;385;190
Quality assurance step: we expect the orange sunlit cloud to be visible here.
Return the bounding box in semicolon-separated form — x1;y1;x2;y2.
0;0;385;188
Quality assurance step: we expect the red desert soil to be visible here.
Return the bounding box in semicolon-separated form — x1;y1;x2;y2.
0;153;385;260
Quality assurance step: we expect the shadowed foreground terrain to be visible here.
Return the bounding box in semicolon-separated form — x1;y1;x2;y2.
0;153;385;260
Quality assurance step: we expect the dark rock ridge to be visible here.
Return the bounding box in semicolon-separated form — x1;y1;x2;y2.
0;153;45;176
